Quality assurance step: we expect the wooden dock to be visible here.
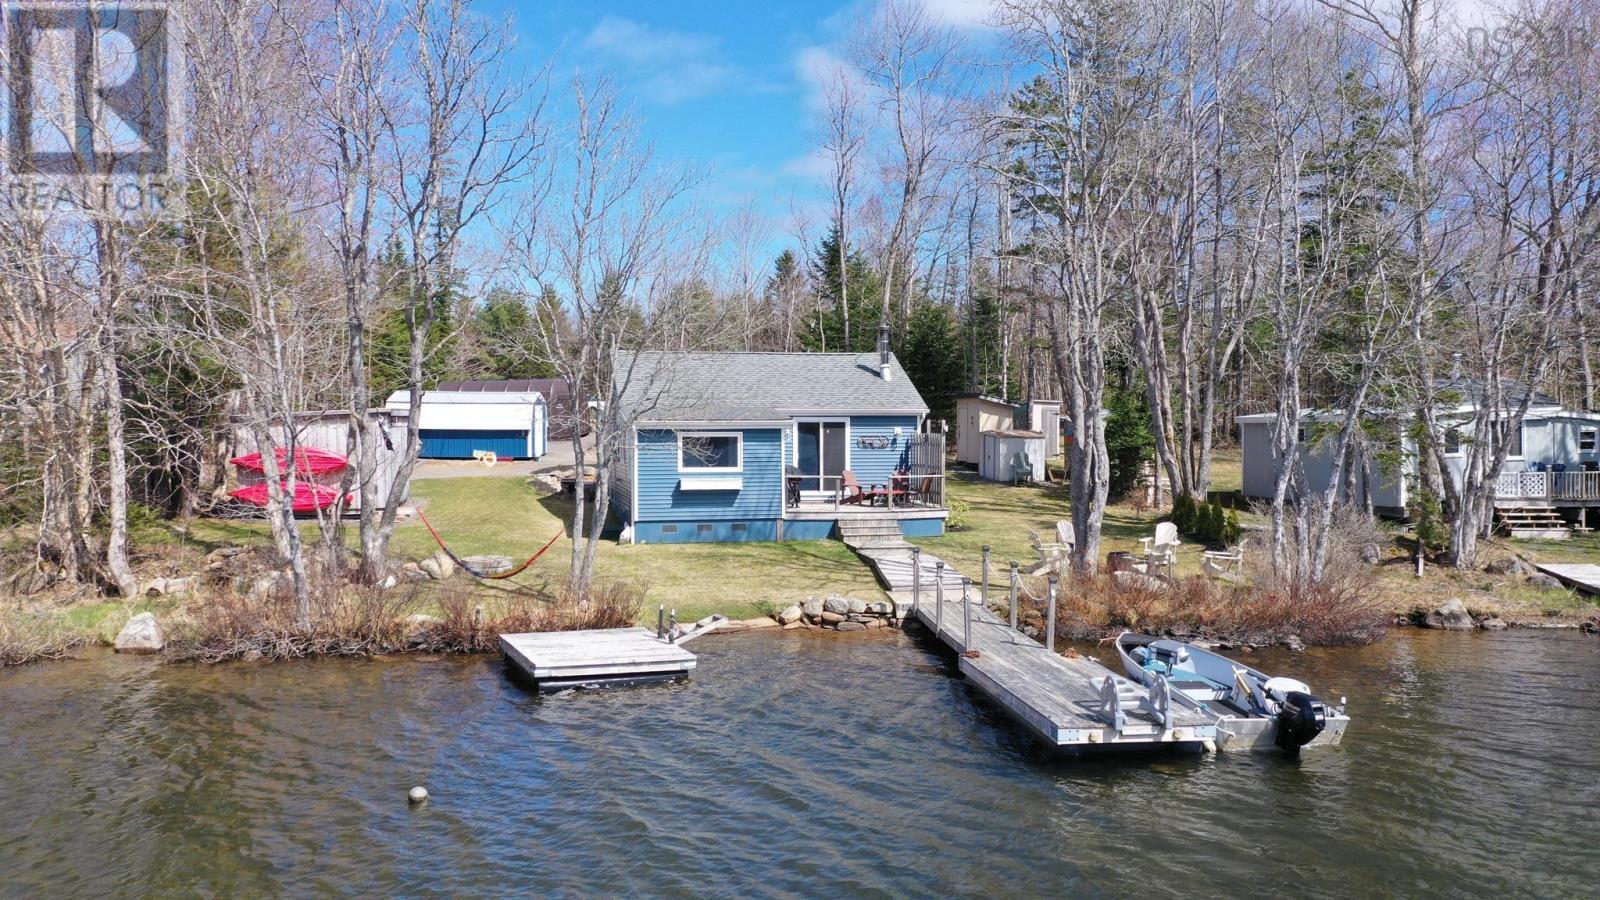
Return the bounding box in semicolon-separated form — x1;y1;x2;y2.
1533;563;1600;595
851;544;1217;752
499;627;699;691
905;587;1217;750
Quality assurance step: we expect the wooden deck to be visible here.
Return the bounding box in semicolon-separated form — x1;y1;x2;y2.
1533;563;1600;595
499;627;698;690
849;544;1217;752
904;587;1217;749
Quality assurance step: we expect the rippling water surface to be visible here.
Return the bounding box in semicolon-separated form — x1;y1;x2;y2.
2;628;1597;897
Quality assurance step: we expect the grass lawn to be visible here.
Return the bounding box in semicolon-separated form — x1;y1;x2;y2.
132;475;884;623
31;442;1600;644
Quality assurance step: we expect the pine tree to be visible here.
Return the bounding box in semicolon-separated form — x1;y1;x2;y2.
900;303;965;425
802;226;882;353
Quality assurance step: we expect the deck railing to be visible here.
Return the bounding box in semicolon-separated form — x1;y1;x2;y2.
1494;470;1600;501
799;432;948;511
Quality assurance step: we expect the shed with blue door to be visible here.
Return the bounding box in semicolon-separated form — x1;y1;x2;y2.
611;326;948;544
386;387;547;460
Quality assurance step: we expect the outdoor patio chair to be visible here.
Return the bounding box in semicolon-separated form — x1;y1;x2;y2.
1201;538;1249;581
1139;521;1181;578
1011;451;1035;485
1055;520;1076;553
1029;528;1069;574
839;469;871;505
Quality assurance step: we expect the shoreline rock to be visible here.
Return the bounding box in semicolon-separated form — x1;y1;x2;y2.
114;612;165;654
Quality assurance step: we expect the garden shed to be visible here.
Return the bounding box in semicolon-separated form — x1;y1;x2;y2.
979;430;1046;483
956;394;1021;465
385;387;547;460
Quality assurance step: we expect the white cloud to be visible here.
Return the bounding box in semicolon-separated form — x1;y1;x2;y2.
781;149;835;179
578;15;737;104
792;44;869;112
918;0;1000;29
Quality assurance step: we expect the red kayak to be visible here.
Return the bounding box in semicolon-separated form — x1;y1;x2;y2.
229;481;348;513
229;447;348;477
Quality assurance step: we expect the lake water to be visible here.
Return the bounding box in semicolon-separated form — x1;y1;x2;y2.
2;629;1597;897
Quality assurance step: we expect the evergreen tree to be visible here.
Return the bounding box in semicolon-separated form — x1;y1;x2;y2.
900;303;965;425
802;226;882;353
467;287;554;379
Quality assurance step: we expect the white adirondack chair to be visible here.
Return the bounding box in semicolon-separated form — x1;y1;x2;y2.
1139;521;1181;577
1202;538;1248;581
1055;520;1076;554
1029;528;1069;573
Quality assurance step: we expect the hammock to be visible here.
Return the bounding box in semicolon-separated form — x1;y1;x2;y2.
416;508;562;580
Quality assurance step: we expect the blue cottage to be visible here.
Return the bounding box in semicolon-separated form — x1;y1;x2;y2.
612;331;947;544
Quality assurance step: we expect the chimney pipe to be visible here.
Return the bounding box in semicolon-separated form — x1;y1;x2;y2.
878;321;892;381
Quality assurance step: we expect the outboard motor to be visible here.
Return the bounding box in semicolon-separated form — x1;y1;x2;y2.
1274;691;1329;752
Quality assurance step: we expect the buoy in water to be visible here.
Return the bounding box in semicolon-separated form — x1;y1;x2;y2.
408;785;429;805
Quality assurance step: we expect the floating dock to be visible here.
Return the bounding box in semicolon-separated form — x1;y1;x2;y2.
499;617;725;691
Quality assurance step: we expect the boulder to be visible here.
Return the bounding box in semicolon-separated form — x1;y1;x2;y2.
846;598;868;614
802;599;824;618
404;614;441;642
113;612;165;654
819;611;846;624
835;621;867;632
205;546;247;562
861;618;884;629
1283;634;1306;652
459;554;513;576
864;601;892;615
418;550;457;580
823;596;851;615
1527;574;1565;590
1359;543;1381;565
1424;598;1475;631
1478;616;1508;631
143;576;194;597
782;621;807;631
1483;556;1528;576
1581;619;1598;635
399;562;430;583
776;605;804;625
733;616;780;630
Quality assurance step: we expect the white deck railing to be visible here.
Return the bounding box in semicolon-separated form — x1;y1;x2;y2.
1494;470;1600;500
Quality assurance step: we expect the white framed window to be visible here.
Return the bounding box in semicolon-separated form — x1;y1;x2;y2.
1443;427;1462;456
1500;422;1524;459
1581;429;1596;452
678;432;743;473
1296;426;1307;443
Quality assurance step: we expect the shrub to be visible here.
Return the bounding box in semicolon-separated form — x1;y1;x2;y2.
0;611;91;666
1223;508;1242;546
1170;494;1193;532
945;497;972;530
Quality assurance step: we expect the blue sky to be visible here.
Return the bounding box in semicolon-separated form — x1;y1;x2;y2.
478;0;997;237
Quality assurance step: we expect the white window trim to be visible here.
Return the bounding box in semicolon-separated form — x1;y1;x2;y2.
790;418;852;497
1581;428;1597;453
1503;422;1525;460
677;431;743;474
1442;426;1464;457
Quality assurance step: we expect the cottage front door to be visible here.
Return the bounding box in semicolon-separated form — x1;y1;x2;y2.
795;420;848;496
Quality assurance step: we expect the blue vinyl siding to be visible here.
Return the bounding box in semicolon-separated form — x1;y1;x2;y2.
900;517;944;538
779;520;835;541
635;428;784;523
418;429;529;459
846;415;920;486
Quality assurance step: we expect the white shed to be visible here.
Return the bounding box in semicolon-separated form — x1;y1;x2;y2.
980;430;1047;483
1028;400;1063;458
386;389;547;460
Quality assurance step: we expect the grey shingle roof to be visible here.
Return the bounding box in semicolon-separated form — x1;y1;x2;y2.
618;351;929;422
1433;376;1557;409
